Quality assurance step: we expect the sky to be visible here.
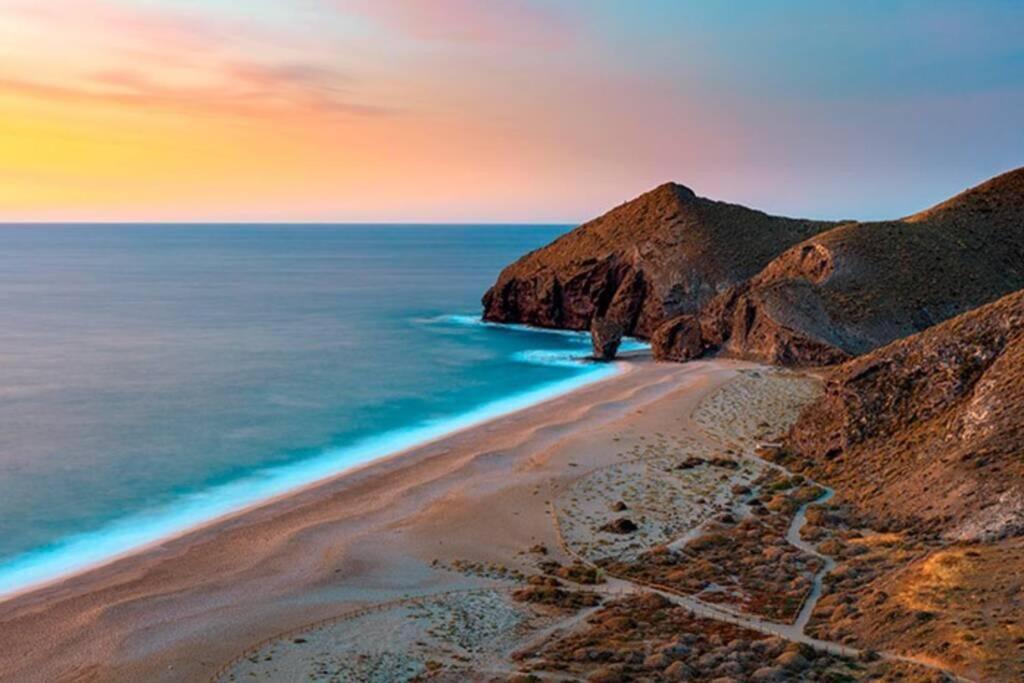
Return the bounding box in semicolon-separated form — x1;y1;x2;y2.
1;0;1022;223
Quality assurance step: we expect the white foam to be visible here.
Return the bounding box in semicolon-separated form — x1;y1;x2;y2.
512;339;649;369
512;349;589;368
0;313;649;600
0;359;620;600
421;314;651;352
417;313;592;340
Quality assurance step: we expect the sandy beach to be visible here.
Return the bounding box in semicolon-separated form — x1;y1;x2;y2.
0;355;762;682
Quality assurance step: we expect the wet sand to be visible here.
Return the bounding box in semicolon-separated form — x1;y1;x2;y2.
0;356;763;682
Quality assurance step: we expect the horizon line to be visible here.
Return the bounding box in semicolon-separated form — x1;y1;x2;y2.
0;220;580;227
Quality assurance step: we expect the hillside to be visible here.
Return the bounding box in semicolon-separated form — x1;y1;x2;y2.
653;167;1024;364
783;287;1024;540
771;288;1024;679
482;183;837;337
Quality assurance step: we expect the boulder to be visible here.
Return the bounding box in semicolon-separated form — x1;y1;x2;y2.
662;661;694;680
591;317;625;360
600;518;638;534
643;653;671;669
750;665;787;682
586;666;626;683
652;314;706;361
774;650;810;671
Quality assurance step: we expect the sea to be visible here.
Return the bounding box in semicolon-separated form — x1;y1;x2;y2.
0;224;645;598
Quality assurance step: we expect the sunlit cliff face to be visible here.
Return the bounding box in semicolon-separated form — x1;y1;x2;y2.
1;0;1023;222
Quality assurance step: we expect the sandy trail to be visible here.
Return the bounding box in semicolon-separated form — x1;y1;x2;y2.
789;488;837;632
544;370;971;682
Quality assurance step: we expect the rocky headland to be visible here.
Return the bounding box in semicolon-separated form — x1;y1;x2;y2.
482;182;837;339
484;167;1024;366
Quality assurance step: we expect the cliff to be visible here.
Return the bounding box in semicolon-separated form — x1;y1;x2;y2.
653;167;1024;364
482;183;837;338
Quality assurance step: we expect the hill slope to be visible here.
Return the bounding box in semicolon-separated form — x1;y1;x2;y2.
653;167;1024;364
785;288;1024;541
482;183;837;337
775;288;1024;680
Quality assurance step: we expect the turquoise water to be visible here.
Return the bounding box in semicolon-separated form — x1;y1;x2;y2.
0;225;645;597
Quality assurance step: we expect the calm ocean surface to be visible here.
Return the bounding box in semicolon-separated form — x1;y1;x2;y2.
0;224;643;596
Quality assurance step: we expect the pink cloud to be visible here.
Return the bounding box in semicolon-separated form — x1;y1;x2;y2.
0;63;391;119
337;0;576;48
0;1;391;118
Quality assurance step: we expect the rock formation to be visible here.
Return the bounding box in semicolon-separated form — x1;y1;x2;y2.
784;288;1024;541
590;317;624;360
653;167;1024;365
482;182;837;338
483;167;1024;367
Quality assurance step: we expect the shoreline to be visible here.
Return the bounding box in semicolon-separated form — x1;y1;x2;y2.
0;354;740;682
0;354;634;604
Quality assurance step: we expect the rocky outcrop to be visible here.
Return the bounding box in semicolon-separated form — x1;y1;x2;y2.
482;183;836;338
651;282;852;366
653;167;1024;365
590;317;624;361
649;314;705;362
783;288;1024;540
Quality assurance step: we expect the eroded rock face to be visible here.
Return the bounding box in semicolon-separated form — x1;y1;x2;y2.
650;167;1024;365
785;288;1024;540
652;282;851;366
490;167;1024;367
482;182;835;338
650;315;706;362
590;317;624;361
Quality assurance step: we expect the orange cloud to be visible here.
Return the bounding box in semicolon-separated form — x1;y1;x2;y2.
0;0;389;120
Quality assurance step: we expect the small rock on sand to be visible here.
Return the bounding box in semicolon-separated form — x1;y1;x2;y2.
599;518;638;534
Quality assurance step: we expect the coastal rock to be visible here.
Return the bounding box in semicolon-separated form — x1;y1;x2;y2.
650;314;706;361
488;167;1024;367
482;182;836;337
590;317;624;360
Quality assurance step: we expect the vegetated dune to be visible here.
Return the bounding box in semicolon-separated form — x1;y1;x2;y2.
785;287;1024;541
777;289;1024;680
482;182;837;337
653;167;1024;365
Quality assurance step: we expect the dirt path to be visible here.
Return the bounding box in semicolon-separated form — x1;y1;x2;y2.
789;488;837;631
545;370;972;682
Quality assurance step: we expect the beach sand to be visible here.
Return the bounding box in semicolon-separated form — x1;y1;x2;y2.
0;356;792;683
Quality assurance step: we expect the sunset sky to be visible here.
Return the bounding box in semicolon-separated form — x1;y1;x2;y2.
1;0;1023;222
